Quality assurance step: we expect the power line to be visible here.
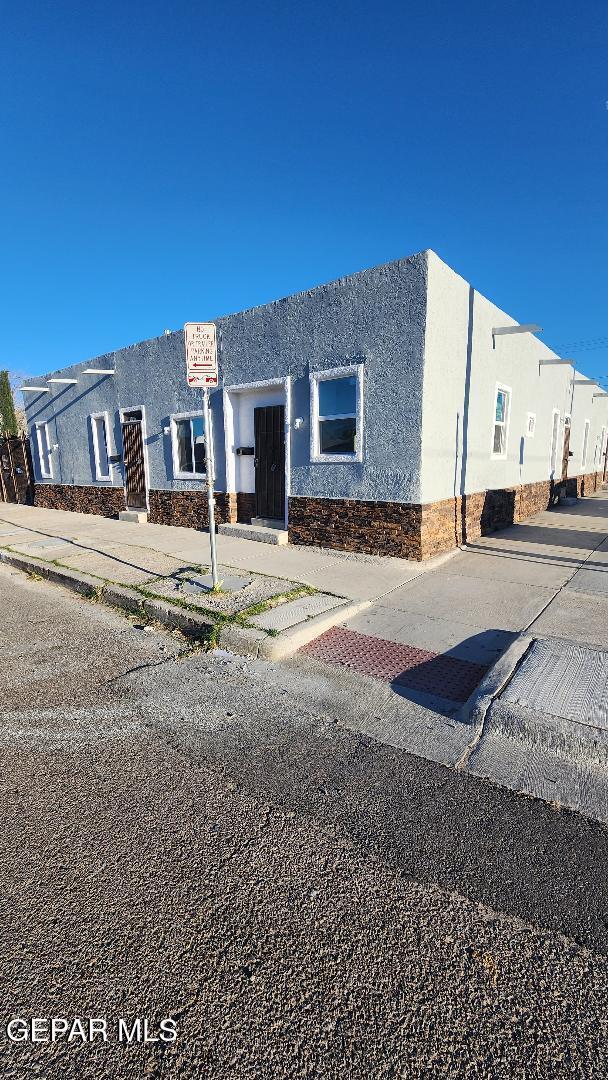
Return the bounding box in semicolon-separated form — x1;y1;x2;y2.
556;336;608;352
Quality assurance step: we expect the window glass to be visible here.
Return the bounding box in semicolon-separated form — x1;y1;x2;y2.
176;419;193;472
492;387;509;456
318;376;357;418
320;417;357;455
192;416;206;473
173;415;205;475
93;416;109;478
37;424;52;477
495;391;507;424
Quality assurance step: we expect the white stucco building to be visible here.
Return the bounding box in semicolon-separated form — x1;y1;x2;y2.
24;250;608;559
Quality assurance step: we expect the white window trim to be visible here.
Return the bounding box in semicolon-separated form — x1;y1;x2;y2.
35;422;53;479
581;419;591;469
491;383;511;459
549;408;561;476
309;364;364;463
90;412;112;481
170;411;207;480
526;412;536;439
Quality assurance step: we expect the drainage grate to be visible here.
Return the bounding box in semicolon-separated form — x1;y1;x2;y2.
300;626;488;703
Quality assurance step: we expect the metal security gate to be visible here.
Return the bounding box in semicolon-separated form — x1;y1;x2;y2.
254;405;285;521
121;417;147;509
0;434;34;504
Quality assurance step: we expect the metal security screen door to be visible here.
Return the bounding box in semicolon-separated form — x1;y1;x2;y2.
254;405;285;520
121;412;147;508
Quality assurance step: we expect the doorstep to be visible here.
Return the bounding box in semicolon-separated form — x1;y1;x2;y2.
218;522;289;545
119;509;148;523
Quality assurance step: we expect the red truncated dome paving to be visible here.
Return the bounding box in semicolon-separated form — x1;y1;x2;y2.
300;626;488;703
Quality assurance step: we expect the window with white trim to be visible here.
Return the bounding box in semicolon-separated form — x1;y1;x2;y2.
310;366;363;462
526;412;536;438
35;422;53;478
581;419;591;468
90;413;111;481
171;412;206;479
492;385;510;457
549;409;560;475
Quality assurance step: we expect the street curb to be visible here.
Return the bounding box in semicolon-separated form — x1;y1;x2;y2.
0;550;366;658
455;634;534;730
0;551;213;641
221;624;269;658
221;601;371;660
255;600;372;660
103;583;146;615
141;597;215;639
0;551;102;598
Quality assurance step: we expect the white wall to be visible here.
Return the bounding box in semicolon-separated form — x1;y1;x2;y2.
421;252;578;505
225;385;285;494
569;375;608;481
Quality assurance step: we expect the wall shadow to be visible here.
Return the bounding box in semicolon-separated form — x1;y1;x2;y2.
388;629;515;714
0;514;204;580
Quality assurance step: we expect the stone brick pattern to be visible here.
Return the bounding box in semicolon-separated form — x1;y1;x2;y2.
420;482;554;559
236;492;257;524
34;483;124;518
289;475;607;562
288;496;423;559
572;471;605;496
148;490;233;529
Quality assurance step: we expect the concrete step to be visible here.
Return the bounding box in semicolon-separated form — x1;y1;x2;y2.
119;510;148;523
218;522;289;545
251;516;285;529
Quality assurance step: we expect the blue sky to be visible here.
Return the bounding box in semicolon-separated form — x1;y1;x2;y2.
2;0;607;387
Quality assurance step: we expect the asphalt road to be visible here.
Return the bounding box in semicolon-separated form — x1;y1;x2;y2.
1;562;608;1079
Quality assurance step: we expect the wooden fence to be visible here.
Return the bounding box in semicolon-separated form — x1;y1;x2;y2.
0;434;34;505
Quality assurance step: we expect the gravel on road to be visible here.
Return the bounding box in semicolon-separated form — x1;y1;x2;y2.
1;563;607;1079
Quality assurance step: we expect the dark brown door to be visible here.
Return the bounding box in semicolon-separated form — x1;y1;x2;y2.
254;405;285;521
121;418;147;508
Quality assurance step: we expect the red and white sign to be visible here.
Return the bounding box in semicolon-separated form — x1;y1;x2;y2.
184;322;218;387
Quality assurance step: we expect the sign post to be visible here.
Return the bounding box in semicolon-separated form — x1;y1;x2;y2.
184;322;220;589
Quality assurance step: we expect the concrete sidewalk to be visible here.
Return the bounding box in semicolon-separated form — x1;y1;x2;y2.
2;492;608;679
0;501;443;658
302;489;608;710
0;502;430;600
